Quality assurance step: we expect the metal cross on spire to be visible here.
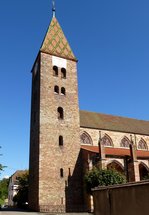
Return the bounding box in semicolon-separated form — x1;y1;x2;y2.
52;0;56;17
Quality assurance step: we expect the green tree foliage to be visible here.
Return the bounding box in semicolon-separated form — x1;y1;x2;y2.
0;178;9;205
84;167;126;194
0;164;3;171
13;171;29;208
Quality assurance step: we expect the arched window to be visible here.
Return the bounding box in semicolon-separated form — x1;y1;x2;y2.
120;136;130;148
80;132;93;145
54;85;59;94
59;136;63;146
61;68;66;79
107;160;125;175
60;168;64;178
138;139;148;150
139;162;149;180
53;66;58;76
57;107;64;120
101;134;113;147
61;87;66;95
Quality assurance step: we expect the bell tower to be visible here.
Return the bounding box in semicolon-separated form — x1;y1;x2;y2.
29;7;84;213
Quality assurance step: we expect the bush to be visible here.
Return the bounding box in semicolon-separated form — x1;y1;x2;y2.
84;167;126;194
13;171;29;208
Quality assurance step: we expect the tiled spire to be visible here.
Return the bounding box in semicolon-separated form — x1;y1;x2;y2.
40;17;77;61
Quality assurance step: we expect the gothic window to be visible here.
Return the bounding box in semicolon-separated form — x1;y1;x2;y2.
80;132;93;145
54;85;59;94
59;136;63;146
139;162;149;180
138;139;148;150
107;160;124;175
101;134;113;147
53;66;58;76
61;68;66;79
60;168;64;178
120;136;130;148
61;87;66;95
57;107;64;120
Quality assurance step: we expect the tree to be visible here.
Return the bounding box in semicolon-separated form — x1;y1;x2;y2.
0;147;6;175
0;178;9;205
13;170;29;208
84;167;126;194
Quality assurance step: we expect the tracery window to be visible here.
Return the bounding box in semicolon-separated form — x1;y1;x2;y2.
101;134;113;147
80;132;93;145
120;136;130;148
138;139;148;150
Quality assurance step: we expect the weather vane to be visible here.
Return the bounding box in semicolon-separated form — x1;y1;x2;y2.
52;0;56;17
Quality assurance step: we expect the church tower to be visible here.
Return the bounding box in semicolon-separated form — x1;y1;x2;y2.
29;7;84;213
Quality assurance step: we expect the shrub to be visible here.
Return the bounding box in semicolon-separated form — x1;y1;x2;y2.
84;167;126;194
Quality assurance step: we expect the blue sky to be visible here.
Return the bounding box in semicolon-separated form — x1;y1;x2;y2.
0;0;149;179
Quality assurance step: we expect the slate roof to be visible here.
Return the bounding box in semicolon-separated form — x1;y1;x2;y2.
80;110;149;136
40;17;76;61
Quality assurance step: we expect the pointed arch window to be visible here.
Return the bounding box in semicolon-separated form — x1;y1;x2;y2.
80;132;93;145
107;160;124;175
53;66;58;76
57;107;64;120
138;139;148;150
120;136;130;148
61;87;66;95
54;85;59;94
61;68;66;79
101;134;113;147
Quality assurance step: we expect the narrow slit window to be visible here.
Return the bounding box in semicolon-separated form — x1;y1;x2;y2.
60;168;64;178
59;136;63;146
53;66;58;76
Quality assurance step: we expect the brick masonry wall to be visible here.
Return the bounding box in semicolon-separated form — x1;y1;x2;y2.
29;55;40;211
37;53;84;212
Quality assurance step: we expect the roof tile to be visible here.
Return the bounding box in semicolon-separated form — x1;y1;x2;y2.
40;17;76;61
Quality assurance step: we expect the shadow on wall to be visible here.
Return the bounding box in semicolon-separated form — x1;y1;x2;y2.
65;150;88;212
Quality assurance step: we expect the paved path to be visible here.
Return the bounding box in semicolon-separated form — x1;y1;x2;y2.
0;209;39;215
0;209;91;215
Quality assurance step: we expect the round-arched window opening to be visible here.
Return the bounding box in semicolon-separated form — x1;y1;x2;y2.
54;85;59;94
61;68;66;79
57;107;64;120
53;66;58;76
61;87;66;95
59;136;63;146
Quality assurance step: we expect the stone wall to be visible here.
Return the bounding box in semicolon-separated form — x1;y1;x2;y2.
80;127;149;169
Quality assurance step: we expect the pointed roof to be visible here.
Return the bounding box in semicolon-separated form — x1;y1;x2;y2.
40;17;77;61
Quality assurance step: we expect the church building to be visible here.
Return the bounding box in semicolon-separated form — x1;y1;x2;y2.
29;5;149;213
